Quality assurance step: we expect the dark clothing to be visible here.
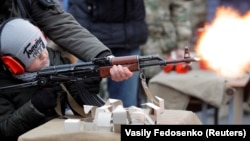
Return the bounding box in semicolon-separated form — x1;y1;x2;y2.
0;48;70;141
207;0;250;22
0;0;110;62
0;0;112;140
68;0;148;107
220;0;250;14
68;0;148;49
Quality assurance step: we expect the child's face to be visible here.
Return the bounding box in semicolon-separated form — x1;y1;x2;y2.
26;49;49;72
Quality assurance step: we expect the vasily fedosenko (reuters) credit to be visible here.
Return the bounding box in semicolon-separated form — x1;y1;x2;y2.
121;125;250;140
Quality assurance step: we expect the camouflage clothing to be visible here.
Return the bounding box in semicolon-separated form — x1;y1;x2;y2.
189;0;207;32
188;0;207;51
141;0;192;79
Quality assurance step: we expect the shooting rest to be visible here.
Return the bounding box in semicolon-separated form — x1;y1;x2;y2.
149;69;250;124
18;109;201;141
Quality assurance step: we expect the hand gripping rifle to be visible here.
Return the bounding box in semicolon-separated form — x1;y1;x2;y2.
0;47;199;106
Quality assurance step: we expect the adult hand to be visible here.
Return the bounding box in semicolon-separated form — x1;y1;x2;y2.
31;86;62;113
109;65;133;82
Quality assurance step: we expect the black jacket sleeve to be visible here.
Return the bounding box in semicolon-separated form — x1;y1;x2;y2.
0;93;45;139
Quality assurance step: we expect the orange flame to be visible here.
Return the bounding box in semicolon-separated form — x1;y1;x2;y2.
195;6;250;78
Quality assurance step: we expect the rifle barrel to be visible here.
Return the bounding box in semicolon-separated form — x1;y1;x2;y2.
140;57;199;68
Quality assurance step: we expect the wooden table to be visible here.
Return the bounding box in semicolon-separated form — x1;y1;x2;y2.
18;110;202;141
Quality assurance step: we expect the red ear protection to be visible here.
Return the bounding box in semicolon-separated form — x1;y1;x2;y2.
1;56;25;75
163;57;191;74
175;62;190;74
0;18;27;75
163;57;174;72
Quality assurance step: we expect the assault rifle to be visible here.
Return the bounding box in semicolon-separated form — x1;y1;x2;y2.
0;47;199;106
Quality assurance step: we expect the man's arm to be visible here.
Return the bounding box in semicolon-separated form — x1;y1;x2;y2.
28;0;111;61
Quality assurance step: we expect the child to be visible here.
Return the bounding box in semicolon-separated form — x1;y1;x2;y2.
0;18;132;141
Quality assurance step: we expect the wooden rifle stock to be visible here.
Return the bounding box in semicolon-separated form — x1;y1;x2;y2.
99;55;139;77
99;63;139;78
